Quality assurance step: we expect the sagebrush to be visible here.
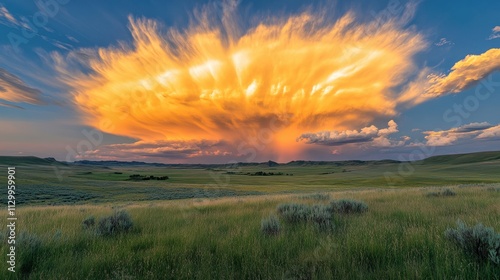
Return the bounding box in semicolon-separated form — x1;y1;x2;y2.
329;199;368;214
261;215;281;236
96;210;134;236
445;220;500;264
276;203;311;223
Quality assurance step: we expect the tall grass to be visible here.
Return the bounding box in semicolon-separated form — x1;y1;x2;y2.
0;187;498;279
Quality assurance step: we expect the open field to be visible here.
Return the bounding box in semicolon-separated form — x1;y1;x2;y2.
0;186;499;279
0;152;499;279
2;151;500;206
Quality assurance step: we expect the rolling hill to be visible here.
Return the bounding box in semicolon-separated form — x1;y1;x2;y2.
1;150;500;167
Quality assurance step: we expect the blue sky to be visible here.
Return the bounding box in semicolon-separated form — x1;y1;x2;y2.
0;0;499;163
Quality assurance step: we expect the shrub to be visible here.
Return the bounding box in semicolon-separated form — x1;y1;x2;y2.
276;203;311;223
308;204;333;230
276;203;334;230
82;215;95;229
299;193;330;200
261;215;281;236
96;210;134;236
445;220;500;264
330;199;368;214
426;189;456;197
442;189;456;196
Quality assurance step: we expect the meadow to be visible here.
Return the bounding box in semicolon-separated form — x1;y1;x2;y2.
0;152;499;279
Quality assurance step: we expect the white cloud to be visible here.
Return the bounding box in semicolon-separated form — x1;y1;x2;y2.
489;26;500;40
423;122;500;146
435;38;453;46
297;120;409;148
0;5;16;25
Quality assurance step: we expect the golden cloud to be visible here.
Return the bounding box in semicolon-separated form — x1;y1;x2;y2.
0;68;44;107
426;48;500;96
54;3;427;161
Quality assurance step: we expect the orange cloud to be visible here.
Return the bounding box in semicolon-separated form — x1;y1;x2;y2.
76;140;232;163
53;3;427;161
0;68;44;107
426;48;500;96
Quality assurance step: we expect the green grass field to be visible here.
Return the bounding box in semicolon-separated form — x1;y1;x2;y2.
0;152;499;279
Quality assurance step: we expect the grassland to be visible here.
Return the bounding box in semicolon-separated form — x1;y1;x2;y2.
0;152;499;279
1;186;499;279
2;151;500;207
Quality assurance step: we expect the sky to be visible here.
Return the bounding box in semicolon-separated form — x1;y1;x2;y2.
0;0;499;163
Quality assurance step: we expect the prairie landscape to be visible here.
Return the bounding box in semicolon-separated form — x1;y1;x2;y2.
1;0;500;279
1;152;500;279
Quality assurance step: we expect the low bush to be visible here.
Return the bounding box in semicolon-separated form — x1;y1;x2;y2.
308;204;333;230
299;193;330;200
276;203;311;223
445;220;500;264
96;210;134;236
261;215;281;236
82;215;95;229
329;199;368;214
276;203;334;230
427;189;456;197
442;189;456;196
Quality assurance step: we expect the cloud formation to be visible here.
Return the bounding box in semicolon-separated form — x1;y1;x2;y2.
0;5;32;31
0;68;45;107
0;5;16;25
423;122;500;146
297;120;409;147
52;2;427;160
425;48;500;96
76;140;233;163
489;26;500;40
435;38;453;46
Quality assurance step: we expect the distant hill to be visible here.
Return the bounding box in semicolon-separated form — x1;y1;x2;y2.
0;156;67;166
420;151;500;165
1;150;500;167
285;159;401;166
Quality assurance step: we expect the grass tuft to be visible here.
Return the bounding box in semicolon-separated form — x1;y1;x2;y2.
18;232;43;274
